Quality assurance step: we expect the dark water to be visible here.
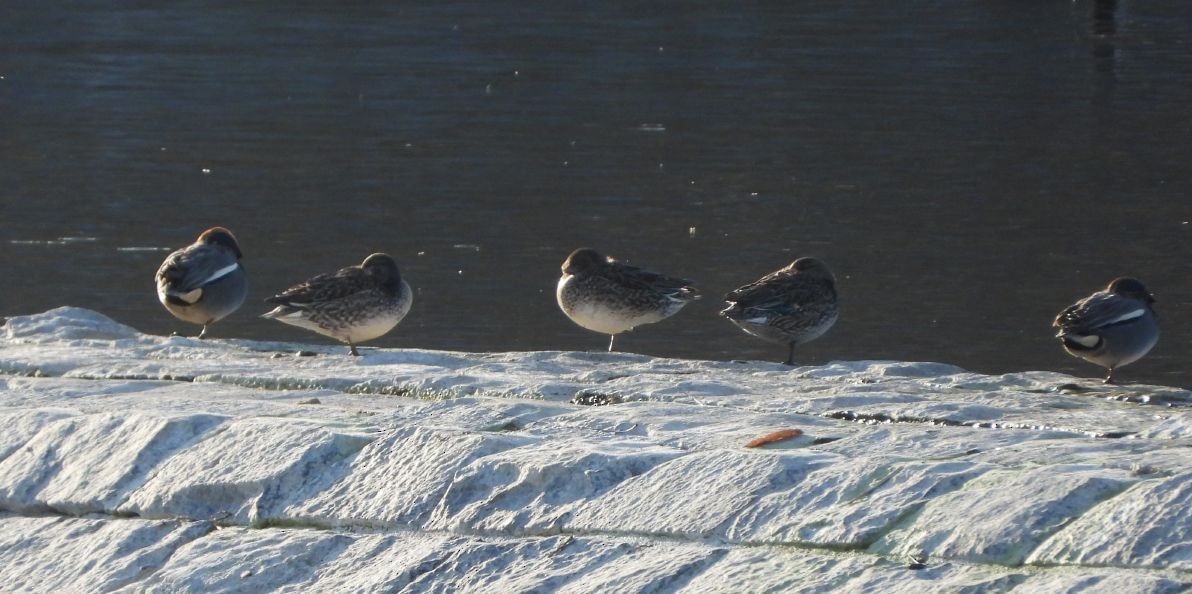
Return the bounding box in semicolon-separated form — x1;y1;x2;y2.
3;2;1191;386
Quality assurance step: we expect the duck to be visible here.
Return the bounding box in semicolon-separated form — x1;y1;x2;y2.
1053;277;1158;384
720;257;839;365
155;227;247;338
262;253;412;356
556;247;700;352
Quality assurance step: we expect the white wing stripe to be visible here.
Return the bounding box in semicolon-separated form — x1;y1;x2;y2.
201;262;240;285
1100;308;1145;327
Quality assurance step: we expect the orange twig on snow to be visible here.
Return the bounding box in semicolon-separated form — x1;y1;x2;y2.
744;428;803;448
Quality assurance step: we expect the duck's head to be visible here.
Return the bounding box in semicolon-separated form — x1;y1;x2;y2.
789;257;835;281
361;253;402;292
562;248;607;275
197;227;243;259
1108;277;1154;305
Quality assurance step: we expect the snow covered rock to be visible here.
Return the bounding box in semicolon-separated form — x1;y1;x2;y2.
0;307;1188;591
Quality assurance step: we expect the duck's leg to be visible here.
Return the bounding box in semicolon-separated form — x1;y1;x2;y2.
349;340;360;357
784;342;796;366
1103;367;1116;384
607;335;616;352
197;324;209;339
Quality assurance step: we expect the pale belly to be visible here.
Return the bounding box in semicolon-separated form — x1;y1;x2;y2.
339;309;406;343
337;280;413;343
160;298;212;325
557;276;664;335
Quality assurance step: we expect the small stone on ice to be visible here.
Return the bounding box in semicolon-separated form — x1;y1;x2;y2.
571;390;624;406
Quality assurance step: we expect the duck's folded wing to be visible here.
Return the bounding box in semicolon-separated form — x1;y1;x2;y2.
723;269;792;304
617;265;698;297
157;246;238;293
266;267;369;306
1055;293;1147;333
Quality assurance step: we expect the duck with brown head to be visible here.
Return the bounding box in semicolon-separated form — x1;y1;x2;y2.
155;227;248;338
1053;277;1158;384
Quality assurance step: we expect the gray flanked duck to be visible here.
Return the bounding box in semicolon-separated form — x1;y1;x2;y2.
1053;277;1158;384
263;253;412;356
720;257;839;365
156;227;247;338
556;248;700;352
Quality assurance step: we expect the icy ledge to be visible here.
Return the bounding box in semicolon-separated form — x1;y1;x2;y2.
0;307;1188;593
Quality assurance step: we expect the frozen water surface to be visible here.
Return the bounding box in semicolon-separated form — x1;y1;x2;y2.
0;308;1189;592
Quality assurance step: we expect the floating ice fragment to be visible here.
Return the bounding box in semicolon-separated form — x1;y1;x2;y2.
201;168;211;174
638;123;665;132
116;246;171;252
452;244;481;252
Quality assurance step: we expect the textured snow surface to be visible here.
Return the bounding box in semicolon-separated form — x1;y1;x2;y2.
0;307;1189;592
